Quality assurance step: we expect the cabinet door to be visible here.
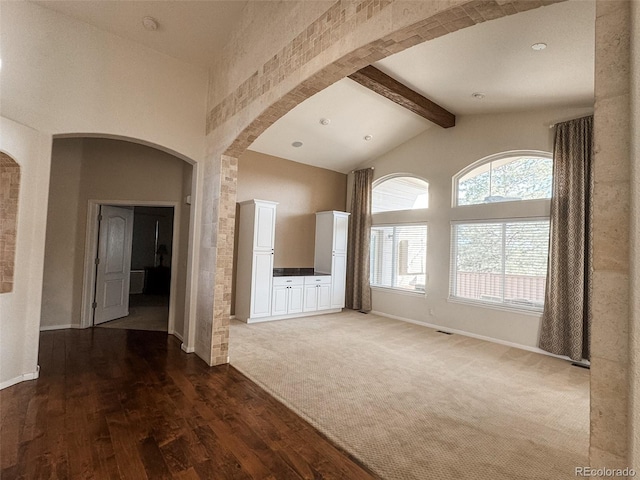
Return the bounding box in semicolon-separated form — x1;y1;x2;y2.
303;284;318;312
251;252;273;317
331;253;347;308
254;203;276;251
288;285;304;314
271;285;288;316
317;284;332;310
333;214;349;254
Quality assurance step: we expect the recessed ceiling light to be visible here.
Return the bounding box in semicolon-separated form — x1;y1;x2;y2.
471;92;485;100
531;42;547;51
364;135;373;141
319;118;331;125
291;141;303;148
142;16;159;31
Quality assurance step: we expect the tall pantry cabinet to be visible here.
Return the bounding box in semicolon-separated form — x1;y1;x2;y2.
314;211;350;309
235;200;277;322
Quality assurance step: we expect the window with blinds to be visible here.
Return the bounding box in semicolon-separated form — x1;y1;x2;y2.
370;224;427;293
450;220;550;311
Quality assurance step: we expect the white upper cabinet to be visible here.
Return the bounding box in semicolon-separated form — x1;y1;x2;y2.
332;213;349;254
235;200;278;322
254;202;277;251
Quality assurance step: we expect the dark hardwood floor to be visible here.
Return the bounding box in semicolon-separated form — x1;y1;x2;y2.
1;328;377;480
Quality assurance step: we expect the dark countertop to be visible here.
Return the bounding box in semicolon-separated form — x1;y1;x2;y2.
273;268;330;277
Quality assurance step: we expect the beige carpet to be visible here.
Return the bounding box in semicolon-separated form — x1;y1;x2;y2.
97;294;168;332
230;311;589;480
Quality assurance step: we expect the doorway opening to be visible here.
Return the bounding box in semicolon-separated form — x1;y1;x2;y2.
94;205;175;332
82;200;180;333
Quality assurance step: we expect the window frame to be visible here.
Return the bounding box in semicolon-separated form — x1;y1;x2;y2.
372;173;430;214
370;222;428;296
449;217;551;313
452;150;553;208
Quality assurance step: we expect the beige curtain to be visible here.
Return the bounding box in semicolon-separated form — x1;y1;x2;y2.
346;168;373;312
539;115;593;361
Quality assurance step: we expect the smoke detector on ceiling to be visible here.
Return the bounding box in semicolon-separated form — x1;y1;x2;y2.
471;92;485;100
292;141;303;148
142;16;159;31
320;118;331;125
531;43;547;51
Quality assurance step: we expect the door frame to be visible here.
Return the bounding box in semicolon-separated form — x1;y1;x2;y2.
80;199;181;337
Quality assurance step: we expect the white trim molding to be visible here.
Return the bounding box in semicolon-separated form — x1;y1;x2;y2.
39;324;84;331
0;366;40;390
181;343;195;354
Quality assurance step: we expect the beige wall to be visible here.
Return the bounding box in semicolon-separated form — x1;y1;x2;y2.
237;150;347;268
232;150;347;315
1;1;208;163
41;138;192;338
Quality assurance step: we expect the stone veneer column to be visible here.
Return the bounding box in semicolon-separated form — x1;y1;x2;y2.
591;0;632;469
194;151;237;366
629;0;639;469
211;155;237;365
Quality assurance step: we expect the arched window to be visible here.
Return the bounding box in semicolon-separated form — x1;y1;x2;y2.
454;152;552;206
372;175;429;213
450;151;552;311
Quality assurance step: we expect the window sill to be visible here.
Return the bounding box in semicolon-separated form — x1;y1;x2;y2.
371;286;427;297
447;297;543;317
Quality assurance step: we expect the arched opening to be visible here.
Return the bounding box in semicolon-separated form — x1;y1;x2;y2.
40;135;198;347
212;2;598;478
0;152;21;294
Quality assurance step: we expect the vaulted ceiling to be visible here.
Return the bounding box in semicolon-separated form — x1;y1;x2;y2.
34;0;596;174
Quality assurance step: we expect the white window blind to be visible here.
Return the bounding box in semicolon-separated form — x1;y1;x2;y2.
450;220;550;310
370;224;427;293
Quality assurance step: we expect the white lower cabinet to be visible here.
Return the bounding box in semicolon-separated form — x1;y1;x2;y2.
272;277;304;316
303;276;332;313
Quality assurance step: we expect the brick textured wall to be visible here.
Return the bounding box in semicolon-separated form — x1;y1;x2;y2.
0;152;20;293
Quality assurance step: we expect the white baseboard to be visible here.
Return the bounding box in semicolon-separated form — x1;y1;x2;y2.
1;365;40;390
39;324;83;331
370;310;586;364
243;308;342;324
181;343;195;353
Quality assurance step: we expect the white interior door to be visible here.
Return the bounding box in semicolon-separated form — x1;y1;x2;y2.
94;205;134;325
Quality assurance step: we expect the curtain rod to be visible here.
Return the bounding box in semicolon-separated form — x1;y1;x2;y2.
549;114;593;129
350;167;375;173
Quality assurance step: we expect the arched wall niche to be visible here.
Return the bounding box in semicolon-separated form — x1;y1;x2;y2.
197;0;631;470
0;152;21;294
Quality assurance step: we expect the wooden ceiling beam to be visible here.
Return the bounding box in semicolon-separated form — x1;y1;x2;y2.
348;65;456;128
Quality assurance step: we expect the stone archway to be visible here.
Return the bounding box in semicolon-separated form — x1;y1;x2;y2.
0;152;21;293
202;0;631;469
